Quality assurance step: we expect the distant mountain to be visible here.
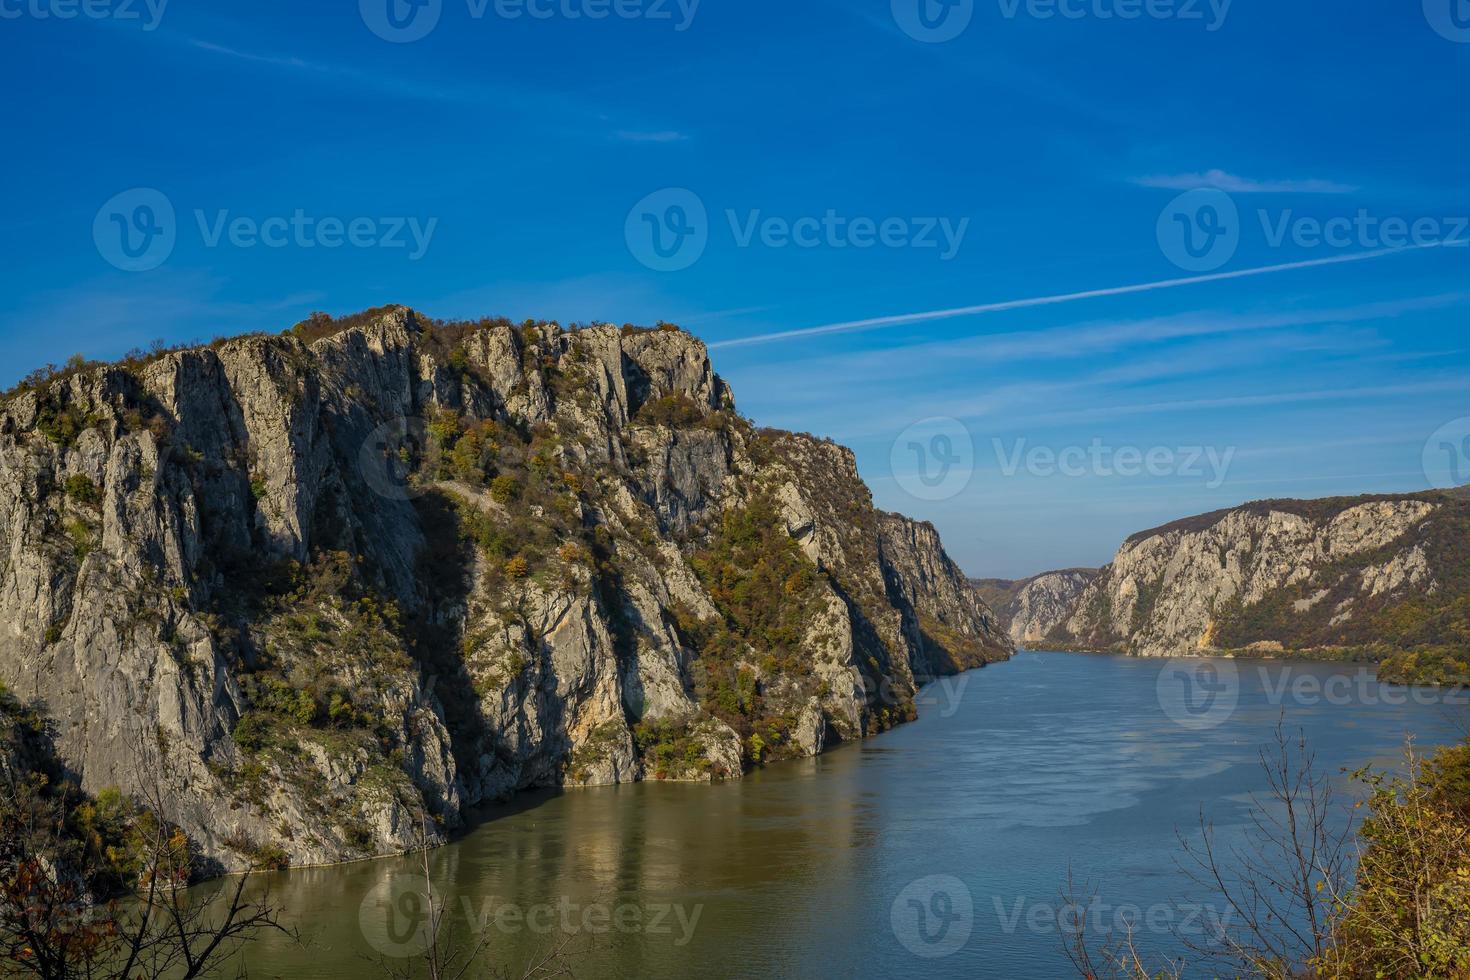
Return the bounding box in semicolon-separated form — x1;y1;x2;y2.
1001;491;1469;663
973;570;1097;647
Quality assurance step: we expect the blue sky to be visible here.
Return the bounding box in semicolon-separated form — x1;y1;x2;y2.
2;0;1467;577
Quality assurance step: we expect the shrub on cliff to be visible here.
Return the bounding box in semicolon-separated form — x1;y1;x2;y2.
680;497;826;766
635;394;704;427
1311;741;1470;978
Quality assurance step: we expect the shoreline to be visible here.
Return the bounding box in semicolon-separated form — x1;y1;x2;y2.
216;660;1008;881
1022;645;1381;664
1020;647;1470;691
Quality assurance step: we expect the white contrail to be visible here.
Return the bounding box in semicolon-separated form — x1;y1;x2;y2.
709;245;1447;350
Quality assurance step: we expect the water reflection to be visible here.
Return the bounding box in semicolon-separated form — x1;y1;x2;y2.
239;653;1467;979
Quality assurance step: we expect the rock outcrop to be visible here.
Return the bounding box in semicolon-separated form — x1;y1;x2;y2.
973;570;1097;647
0;307;1010;871
1018;493;1467;658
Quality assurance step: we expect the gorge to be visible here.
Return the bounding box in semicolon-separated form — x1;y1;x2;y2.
0;306;1010;873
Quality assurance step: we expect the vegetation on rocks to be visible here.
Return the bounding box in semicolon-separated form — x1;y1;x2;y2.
676;496;827;765
0;303;1009;872
1311;740;1470;978
1025;491;1469;661
1377;647;1470;687
0;686;288;978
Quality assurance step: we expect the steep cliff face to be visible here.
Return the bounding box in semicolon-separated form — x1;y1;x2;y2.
876;513;1011;673
974;570;1097;647
1056;494;1468;657
0;307;1010;871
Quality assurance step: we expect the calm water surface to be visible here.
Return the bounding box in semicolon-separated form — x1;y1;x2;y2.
241;653;1468;978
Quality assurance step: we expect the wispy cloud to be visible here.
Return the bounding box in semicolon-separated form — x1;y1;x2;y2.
736;295;1454;394
0;271;319;385
717;293;1468;441
183;35;675;140
710;247;1444;350
1018;379;1466;425
680;305;774;325
185;38;517;106
614;130;689;143
1133;169;1359;194
189;40;316;71
846;295;1453;370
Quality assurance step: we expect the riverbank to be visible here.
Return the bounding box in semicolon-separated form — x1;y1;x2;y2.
235;652;1468;979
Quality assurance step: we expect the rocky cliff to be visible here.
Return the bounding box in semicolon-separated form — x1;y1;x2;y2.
973;570;1097;647
0;306;1009;871
1048;493;1469;658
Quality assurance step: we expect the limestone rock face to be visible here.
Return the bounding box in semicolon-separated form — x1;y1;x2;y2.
975;570;1098;647
1055;496;1459;657
0;308;1010;871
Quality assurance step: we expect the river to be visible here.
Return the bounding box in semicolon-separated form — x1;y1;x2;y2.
237;652;1469;978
